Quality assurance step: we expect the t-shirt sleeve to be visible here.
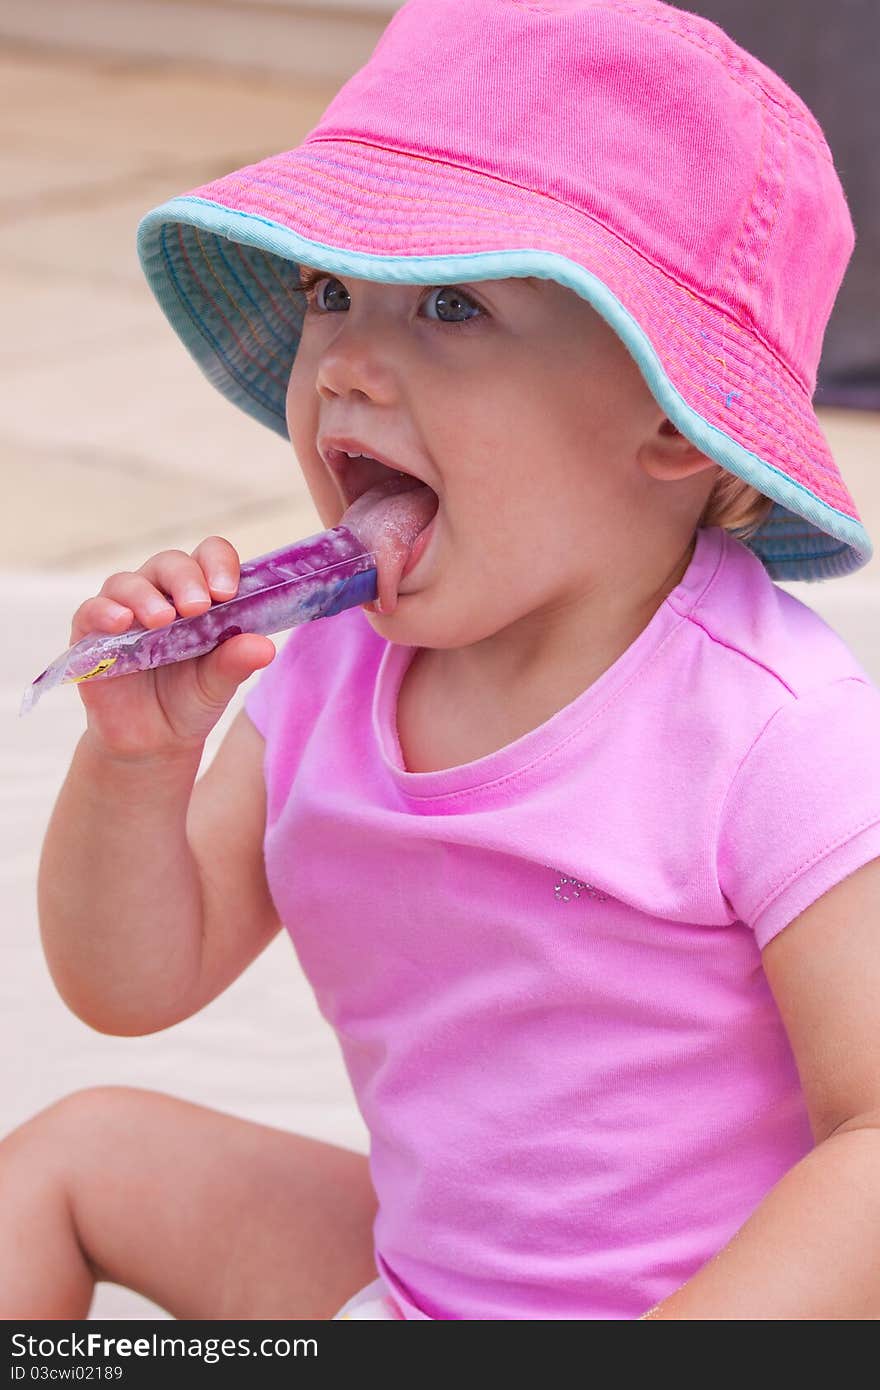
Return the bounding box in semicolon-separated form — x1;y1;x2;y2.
717;676;880;950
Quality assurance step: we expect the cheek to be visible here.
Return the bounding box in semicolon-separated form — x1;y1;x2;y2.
285;357;312;444
285;366;344;526
444;406;571;527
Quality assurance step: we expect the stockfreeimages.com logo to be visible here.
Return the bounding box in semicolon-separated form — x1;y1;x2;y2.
11;1331;316;1367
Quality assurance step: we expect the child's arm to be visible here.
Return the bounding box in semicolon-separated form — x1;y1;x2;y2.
38;711;279;1037
37;540;277;1036
640;856;880;1320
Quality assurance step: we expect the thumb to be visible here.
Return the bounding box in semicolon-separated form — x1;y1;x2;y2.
195;633;276;708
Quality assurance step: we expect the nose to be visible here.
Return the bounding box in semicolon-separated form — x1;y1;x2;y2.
315;314;399;405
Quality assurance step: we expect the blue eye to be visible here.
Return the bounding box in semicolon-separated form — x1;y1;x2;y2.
305;276;350;314
300;274;484;329
421;286;483;326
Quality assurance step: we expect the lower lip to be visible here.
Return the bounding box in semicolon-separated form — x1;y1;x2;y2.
400;507;439;582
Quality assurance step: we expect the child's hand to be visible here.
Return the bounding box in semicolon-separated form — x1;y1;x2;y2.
69;537;276;761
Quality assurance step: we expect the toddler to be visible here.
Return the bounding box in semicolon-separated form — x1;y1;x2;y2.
5;0;880;1321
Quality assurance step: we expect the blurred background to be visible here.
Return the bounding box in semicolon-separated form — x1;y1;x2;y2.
1;0;877;1320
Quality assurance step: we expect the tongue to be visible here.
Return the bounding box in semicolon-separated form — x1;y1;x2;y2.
340;474;439;615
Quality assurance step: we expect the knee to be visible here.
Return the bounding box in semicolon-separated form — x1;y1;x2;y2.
1;1086;145;1163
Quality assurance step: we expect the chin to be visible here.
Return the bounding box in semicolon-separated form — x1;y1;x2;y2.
360;593;431;645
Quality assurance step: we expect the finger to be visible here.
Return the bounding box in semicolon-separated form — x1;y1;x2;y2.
189;536;242;603
93;569;180;630
133;550;222;618
191;634;276;712
68;541;240;649
69;595;135;646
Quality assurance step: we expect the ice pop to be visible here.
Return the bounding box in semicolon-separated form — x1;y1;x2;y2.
20;474;438;716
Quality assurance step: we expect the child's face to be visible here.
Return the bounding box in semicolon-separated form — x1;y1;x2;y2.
286;272;711;652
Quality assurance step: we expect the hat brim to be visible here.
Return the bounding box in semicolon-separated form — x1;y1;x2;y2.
137;138;871;582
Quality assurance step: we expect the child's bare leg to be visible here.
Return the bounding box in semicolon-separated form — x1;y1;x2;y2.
0;1086;379;1320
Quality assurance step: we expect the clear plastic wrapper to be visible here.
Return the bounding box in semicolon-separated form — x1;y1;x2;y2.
20;526;377;716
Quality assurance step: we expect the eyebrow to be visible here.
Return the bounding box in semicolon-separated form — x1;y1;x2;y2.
298;266;544;292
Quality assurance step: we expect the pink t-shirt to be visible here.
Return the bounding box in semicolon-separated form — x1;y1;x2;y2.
244;524;880;1319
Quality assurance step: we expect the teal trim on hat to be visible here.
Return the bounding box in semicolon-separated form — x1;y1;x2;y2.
137;195;872;583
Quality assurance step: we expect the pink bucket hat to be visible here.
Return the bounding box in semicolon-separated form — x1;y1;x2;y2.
137;0;870;582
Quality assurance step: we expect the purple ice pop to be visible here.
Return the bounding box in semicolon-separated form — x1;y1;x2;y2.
20;475;438;716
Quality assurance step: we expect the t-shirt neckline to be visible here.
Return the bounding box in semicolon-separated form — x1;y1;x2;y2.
372;526;725;799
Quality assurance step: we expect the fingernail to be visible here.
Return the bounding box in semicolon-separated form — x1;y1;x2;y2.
145;596;174;617
182;586;208;605
212;572;236;593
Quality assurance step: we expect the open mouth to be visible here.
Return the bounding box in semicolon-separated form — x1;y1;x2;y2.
324;448;435;509
323;448;440;615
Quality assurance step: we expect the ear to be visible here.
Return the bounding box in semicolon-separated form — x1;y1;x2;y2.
638;418;721;483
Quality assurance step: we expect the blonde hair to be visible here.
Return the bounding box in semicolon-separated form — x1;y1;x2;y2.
696;468;776;544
